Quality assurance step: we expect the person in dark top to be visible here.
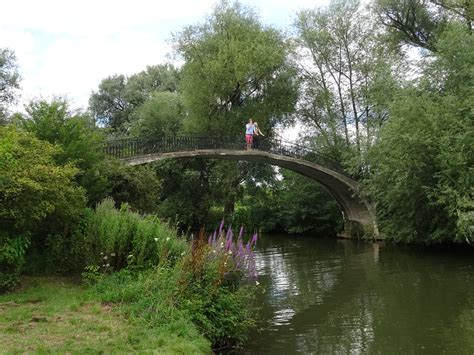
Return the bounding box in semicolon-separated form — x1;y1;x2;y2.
252;122;265;149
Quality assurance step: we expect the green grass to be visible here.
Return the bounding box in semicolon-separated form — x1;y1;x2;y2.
0;276;209;354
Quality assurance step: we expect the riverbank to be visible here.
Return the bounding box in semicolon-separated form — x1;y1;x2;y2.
0;276;210;353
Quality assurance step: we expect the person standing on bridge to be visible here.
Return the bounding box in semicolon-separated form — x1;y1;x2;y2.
252;122;265;149
245;118;255;150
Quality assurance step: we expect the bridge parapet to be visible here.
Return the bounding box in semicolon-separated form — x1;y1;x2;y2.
103;135;350;178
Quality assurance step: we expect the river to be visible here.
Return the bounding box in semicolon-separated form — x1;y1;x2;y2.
240;234;474;354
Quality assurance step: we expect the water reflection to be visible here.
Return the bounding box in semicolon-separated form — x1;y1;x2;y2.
240;235;474;354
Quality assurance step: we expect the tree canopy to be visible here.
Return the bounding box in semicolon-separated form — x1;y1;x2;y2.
174;0;298;136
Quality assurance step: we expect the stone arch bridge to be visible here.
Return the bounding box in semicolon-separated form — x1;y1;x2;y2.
104;135;377;237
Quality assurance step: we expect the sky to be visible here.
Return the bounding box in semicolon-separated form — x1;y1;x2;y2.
1;0;330;112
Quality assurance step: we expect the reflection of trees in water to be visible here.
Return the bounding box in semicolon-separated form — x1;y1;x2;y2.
251;237;379;353
246;236;474;354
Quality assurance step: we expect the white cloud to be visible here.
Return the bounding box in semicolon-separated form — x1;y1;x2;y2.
1;0;329;111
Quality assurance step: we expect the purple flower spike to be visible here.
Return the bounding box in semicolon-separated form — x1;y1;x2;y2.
239;226;244;239
219;219;225;234
251;233;258;247
225;232;233;251
226;226;233;239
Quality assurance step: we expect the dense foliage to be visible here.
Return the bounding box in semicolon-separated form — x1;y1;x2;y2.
366;22;473;243
0;126;85;290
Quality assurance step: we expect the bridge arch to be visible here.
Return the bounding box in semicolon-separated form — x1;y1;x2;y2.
117;148;377;236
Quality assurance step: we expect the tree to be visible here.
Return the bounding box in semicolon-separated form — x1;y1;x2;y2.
89;64;180;132
129;91;186;137
174;0;297;136
274;170;342;234
104;160;162;214
294;0;403;161
0;126;86;290
174;1;298;215
155;159;214;227
89;74;132;131
19;99;109;206
366;23;473;244
0;49;21;123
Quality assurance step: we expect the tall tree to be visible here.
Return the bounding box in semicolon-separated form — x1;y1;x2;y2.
0;49;21;123
173;0;298;215
0;126;86;290
89;74;131;131
19;99;108;206
89;64;180;132
174;0;297;136
366;21;473;244
294;0;403;161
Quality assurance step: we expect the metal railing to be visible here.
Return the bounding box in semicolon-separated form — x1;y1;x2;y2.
103;135;349;177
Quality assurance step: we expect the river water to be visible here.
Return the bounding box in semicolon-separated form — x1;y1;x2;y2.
240;235;474;354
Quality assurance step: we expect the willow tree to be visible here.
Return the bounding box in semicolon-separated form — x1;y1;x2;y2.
174;0;297;136
173;1;298;216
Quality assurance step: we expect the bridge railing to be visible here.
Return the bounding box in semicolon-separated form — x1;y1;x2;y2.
103;135;350;177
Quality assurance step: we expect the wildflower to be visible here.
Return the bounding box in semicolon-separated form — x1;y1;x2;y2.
103;255;108;260
106;263;110;267
256;281;260;286
228;250;233;255
154;238;158;242
110;253;116;257
166;237;170;241
100;252;104;256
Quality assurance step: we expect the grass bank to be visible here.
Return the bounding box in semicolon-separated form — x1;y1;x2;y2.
0;276;209;353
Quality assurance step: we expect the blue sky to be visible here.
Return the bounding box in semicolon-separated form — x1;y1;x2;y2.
1;0;330;111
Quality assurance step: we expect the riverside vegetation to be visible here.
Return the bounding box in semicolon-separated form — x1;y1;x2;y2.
0;0;472;352
1;198;259;352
